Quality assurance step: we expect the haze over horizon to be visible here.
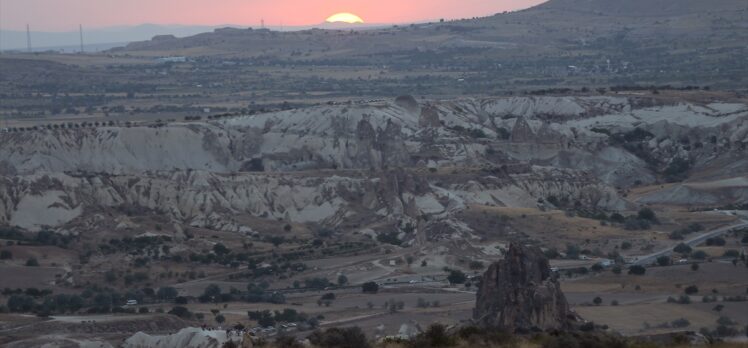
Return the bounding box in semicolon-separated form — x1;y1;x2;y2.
0;0;546;32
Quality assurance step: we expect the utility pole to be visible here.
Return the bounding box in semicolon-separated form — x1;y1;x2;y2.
79;24;84;53
26;24;32;53
261;18;265;29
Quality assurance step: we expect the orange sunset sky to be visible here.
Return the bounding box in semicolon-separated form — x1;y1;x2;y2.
0;0;546;31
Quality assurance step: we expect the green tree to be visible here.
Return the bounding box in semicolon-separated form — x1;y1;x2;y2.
637;208;657;222
361;282;379;294
157;287;178;300
337;274;348;286
657;256;671;266
25;258;40;267
203;284;222;298
447;270;467;285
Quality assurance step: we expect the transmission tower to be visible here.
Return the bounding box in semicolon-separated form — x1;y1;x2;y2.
26;24;32;53
79;24;84;53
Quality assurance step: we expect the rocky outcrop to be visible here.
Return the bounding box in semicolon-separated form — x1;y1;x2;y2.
0;167;625;232
123;327;241;348
1;96;746;188
474;243;571;332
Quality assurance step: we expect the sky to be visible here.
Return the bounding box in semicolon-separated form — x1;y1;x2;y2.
0;0;546;31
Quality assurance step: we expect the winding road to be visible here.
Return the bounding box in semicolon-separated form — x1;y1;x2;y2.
632;220;748;266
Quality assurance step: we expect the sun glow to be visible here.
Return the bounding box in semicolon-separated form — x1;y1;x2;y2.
325;12;364;24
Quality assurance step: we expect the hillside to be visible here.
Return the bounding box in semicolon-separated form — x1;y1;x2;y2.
536;0;748;16
2;95;747;233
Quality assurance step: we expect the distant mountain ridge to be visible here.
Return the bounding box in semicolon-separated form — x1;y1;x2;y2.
0;24;235;51
536;0;748;16
0;21;391;52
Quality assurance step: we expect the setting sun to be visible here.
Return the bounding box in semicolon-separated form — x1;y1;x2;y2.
325;12;365;24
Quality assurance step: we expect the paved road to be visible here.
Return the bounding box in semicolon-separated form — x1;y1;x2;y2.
633;220;748;266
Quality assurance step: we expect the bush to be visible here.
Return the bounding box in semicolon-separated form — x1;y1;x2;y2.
361;282;379;294
168;306;193;319
674;243;692;255
671;318;691;328
706;237;726;246
624;218;651;231
691;250;709;260
308;327;370;348
447;270;467;285
684;285;699;295
157;287;178;300
0;250;12;260
656;256;671;266
593;297;603;305
637;208;658;222
723;249;740;258
337;275;348;286
376;231;402;246
409;324;456;347
304;278;331;290
664;157;691;182
691;263;700;271
25;258;40;267
469;261;485;270
628;265;646;275
667;295;691;304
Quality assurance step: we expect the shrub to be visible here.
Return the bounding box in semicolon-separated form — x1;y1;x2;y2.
308;327;370;348
706;237;726;246
684;285;699;295
409;324;456;347
25;258;40;267
628;265;646;275
637;208;658;222
664;157;691;182
657;256;671;266
691;250;708;260
671;318;691;328
361;282;379;294
157;287;178;300
337;275;348;286
304;278;331;290
447;270;467;285
469;261;485;270
723;250;740;258
624;218;651;231
168;306;193;319
376;231;402;246
674;243;692;255
0;250;12;259
593;297;603;305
